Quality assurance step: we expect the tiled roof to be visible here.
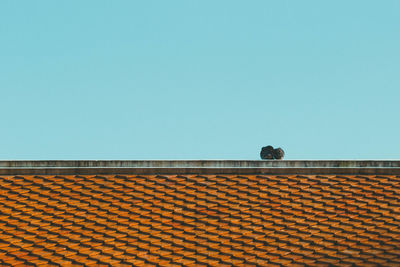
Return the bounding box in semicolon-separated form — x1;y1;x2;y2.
1;172;400;266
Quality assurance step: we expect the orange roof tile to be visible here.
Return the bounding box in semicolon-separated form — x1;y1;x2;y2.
0;173;400;265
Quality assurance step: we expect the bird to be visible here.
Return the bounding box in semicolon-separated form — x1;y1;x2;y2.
273;147;285;160
260;146;285;160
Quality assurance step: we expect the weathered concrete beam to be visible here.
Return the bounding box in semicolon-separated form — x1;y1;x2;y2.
0;160;399;175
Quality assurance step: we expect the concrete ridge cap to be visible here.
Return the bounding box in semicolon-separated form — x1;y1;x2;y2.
1;160;400;169
3;166;400;169
2;160;400;162
1;160;400;175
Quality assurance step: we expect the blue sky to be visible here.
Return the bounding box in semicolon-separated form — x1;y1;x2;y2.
1;1;399;160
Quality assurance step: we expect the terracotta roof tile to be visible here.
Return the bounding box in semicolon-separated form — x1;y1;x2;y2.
0;174;400;265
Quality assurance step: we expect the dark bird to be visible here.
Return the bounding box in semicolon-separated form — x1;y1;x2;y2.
260;146;285;160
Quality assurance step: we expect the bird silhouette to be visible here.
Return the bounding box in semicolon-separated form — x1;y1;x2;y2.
260;146;284;160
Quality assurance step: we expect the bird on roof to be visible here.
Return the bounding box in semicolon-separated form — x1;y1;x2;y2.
260;146;285;160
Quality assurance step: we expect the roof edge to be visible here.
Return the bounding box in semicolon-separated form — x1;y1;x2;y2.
1;160;400;175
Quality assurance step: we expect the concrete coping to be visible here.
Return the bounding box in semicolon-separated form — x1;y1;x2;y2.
0;160;400;175
1;160;400;168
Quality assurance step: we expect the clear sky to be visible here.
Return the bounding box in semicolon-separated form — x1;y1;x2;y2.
1;1;399;160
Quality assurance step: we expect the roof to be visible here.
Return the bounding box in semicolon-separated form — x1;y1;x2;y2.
1;160;400;265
